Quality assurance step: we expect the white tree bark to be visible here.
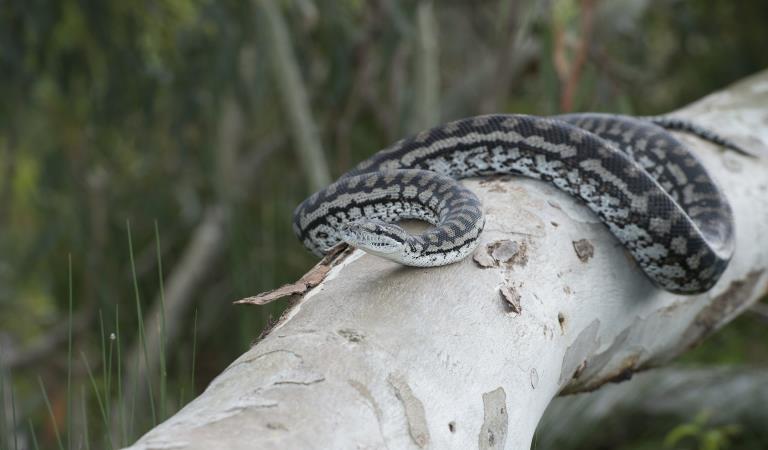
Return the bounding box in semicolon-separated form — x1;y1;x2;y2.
125;70;768;450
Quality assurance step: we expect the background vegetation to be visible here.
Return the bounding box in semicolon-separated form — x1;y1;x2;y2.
0;0;766;448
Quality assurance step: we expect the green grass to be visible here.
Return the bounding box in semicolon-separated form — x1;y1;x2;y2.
0;366;20;450
81;350;113;449
10;372;18;450
126;219;157;426
2;221;190;448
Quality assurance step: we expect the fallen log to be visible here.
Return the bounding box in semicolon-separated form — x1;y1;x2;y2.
126;70;768;450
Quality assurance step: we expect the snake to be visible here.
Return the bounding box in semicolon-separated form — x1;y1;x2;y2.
292;113;742;294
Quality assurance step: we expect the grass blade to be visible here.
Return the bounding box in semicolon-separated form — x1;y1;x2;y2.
99;310;111;428
10;368;18;450
126;220;157;426
191;308;198;399
28;420;40;450
37;376;64;450
81;386;90;450
129;352;139;439
115;306;126;447
81;351;113;449
154;220;167;421
67;254;73;450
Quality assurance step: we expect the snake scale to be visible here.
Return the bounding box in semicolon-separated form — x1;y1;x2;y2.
293;113;741;294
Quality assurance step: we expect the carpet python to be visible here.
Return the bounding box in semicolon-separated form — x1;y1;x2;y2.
293;113;742;294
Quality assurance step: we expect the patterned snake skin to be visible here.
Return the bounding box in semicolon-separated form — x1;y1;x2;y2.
293;113;739;294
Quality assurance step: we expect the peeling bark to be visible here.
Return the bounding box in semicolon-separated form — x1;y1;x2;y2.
126;71;768;449
389;373;431;448
479;388;508;450
235;244;353;305
571;239;594;263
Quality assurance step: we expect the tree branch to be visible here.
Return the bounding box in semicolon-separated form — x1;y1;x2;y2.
1;312;91;371
412;0;440;131
255;0;331;190
126;71;768;450
553;0;596;112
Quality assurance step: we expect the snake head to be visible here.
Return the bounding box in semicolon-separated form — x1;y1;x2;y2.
340;219;408;258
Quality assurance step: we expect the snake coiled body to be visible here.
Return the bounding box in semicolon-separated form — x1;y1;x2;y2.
293;113;737;294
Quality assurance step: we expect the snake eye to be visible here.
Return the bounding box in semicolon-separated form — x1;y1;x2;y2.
316;231;329;239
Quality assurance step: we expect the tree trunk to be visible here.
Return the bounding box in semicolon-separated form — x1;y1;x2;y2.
125;70;768;450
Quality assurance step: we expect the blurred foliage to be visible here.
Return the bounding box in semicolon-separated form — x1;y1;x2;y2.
681;307;768;366
663;410;741;450
0;0;766;448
